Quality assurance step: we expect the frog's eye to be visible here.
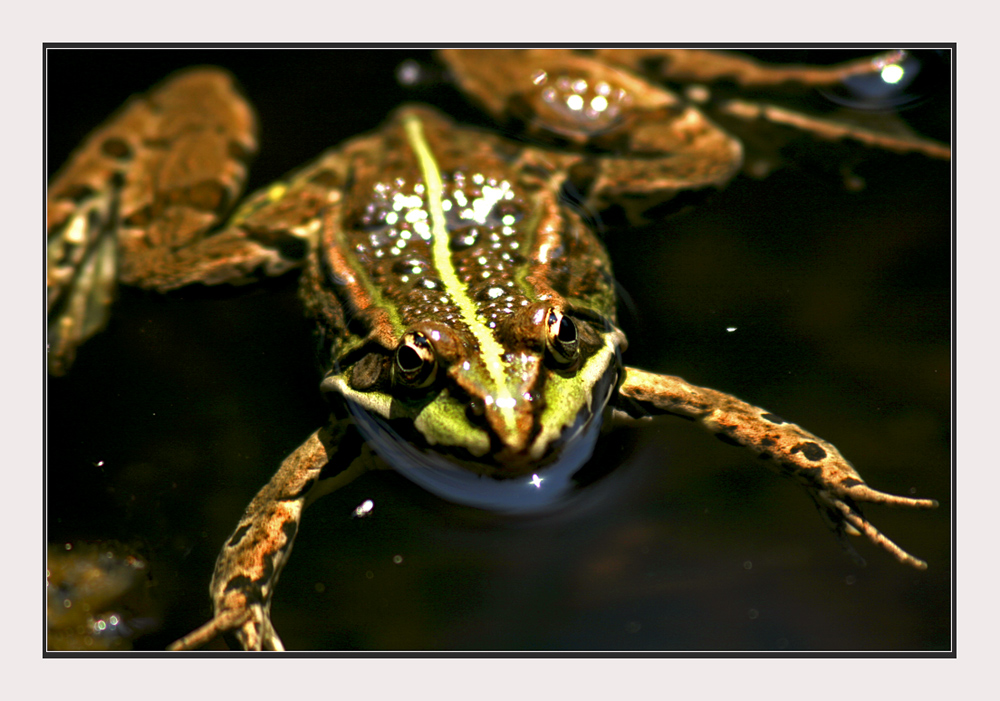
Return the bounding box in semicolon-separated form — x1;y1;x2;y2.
394;331;438;389
545;308;579;368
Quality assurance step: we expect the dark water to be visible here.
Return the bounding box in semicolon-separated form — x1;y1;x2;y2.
46;49;951;652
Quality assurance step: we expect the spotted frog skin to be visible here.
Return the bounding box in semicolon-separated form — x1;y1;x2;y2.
46;49;949;651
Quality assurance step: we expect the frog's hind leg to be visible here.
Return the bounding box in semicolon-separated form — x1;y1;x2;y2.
168;416;378;651
48;69;252;373
48;68;327;375
614;366;938;569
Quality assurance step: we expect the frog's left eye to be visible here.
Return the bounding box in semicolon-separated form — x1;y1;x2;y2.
545;308;579;368
394;331;438;389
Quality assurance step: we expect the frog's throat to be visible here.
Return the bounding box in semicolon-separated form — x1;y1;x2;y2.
343;356;619;513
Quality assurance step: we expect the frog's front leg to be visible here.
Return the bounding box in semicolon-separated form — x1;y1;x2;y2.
614;367;938;569
168;417;380;651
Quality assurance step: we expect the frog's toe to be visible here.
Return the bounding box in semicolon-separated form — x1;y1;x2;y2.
835;481;939;510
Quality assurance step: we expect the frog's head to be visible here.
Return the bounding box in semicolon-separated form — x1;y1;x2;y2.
321;303;625;511
311;103;626;509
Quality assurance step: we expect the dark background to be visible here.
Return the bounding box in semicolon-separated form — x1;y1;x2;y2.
46;48;951;652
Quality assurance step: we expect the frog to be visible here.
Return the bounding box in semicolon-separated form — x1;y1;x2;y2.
46;49;950;651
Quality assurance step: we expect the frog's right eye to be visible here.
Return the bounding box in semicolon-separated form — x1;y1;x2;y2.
544;307;580;369
394;331;438;389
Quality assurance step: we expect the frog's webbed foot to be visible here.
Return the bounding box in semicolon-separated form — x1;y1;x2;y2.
616;367;938;569
809;482;937;570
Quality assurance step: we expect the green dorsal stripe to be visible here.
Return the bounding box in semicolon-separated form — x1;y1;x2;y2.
402;114;517;427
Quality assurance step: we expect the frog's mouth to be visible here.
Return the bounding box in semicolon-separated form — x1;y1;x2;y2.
345;361;619;513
